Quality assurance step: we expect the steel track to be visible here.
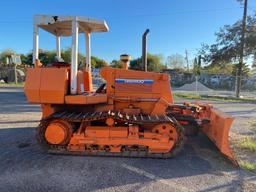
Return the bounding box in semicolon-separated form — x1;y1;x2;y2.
36;111;185;159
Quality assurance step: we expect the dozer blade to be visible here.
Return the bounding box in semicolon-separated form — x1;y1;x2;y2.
200;106;237;165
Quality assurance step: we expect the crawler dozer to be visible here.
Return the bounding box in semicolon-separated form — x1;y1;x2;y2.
24;15;236;164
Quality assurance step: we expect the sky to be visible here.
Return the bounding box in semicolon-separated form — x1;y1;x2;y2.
0;0;256;64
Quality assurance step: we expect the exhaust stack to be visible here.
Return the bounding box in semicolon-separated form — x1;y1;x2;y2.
142;29;150;71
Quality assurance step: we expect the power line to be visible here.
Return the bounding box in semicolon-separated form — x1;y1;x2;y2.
106;7;243;20
0;7;243;24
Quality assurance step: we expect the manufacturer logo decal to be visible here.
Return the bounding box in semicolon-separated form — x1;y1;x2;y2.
115;79;154;84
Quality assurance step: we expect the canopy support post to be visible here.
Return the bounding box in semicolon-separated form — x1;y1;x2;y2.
70;17;79;95
85;32;91;72
56;35;61;60
33;20;39;64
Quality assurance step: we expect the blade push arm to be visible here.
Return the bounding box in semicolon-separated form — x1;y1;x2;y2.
167;102;237;165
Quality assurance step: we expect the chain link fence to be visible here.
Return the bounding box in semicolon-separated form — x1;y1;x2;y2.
169;72;256;99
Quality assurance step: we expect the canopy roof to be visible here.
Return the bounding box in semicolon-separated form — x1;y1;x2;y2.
34;15;109;36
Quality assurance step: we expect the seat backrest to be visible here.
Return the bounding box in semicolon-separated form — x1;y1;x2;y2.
83;70;93;92
77;70;93;94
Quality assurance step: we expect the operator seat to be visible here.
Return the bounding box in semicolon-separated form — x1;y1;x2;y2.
77;70;93;94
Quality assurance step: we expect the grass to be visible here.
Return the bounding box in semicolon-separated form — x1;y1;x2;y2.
173;93;201;100
232;136;256;172
173;92;256;103
0;82;24;87
239;161;256;172
248;119;256;127
238;138;256;152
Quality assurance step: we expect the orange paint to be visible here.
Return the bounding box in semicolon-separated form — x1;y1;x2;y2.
24;64;236;163
68;124;175;153
83;70;93;92
45;122;67;144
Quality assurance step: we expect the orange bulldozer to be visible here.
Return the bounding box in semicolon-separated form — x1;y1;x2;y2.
24;15;236;164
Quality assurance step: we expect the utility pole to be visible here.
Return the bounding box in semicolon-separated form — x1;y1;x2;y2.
236;0;248;98
185;49;189;71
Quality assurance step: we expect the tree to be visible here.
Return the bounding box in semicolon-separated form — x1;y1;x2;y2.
20;48;109;69
203;63;234;75
193;55;202;75
166;54;186;69
200;13;256;63
21;50;58;66
253;57;256;69
129;53;165;72
61;49;109;68
252;60;256;74
199;15;256;66
21;52;33;65
0;49;16;64
61;48;85;68
39;49;57;64
91;56;108;68
232;62;250;77
199;19;255;65
110;59;122;68
236;0;248;97
20;54;27;64
198;0;255;96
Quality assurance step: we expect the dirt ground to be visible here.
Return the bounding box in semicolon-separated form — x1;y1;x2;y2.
0;86;256;192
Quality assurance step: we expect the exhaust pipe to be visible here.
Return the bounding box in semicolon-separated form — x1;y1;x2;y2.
142;29;150;71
